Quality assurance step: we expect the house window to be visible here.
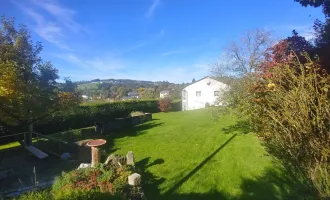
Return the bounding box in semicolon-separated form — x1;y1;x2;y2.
196;91;201;97
214;91;220;96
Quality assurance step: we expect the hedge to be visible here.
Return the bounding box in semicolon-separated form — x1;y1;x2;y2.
34;100;181;134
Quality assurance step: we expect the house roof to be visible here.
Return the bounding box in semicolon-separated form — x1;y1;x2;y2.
160;90;170;94
127;91;139;96
183;76;225;90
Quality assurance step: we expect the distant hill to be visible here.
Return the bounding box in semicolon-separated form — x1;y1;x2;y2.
76;78;160;90
76;78;188;100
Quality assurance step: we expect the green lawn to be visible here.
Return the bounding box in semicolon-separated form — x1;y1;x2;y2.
51;108;315;200
2;109;314;199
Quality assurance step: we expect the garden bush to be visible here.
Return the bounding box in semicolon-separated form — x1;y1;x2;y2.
14;190;52;200
251;56;330;197
222;54;330;198
33;100;181;134
16;164;136;200
158;98;172;112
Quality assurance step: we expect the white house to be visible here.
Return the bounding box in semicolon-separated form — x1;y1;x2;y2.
182;77;229;111
82;95;89;100
160;90;170;98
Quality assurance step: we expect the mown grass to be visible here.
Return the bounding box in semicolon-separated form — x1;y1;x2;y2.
0;139;40;151
4;108;316;200
52;109;316;200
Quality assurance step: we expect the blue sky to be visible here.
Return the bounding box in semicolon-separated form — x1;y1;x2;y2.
2;0;325;83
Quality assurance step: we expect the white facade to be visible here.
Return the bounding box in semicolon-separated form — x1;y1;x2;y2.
160;91;170;98
82;95;89;100
182;77;229;111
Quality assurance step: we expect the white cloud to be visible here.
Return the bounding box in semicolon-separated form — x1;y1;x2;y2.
121;42;148;54
31;0;84;33
12;0;84;51
57;53;125;72
145;0;161;18
161;50;181;56
119;28;165;55
23;8;73;51
57;52;210;83
300;30;315;41
124;64;211;83
273;24;315;40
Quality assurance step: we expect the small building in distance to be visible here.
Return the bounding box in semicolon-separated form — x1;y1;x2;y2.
127;91;139;99
82;95;90;100
160;90;170;98
182;77;229;111
122;91;139;100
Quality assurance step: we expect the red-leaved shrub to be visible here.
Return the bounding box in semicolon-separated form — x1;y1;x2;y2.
158;98;172;112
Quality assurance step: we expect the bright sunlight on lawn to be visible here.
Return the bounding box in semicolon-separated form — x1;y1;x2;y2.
51;108;315;200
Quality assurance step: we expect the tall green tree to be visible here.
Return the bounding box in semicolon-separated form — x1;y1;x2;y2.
0;16;79;128
294;0;330;16
294;0;330;72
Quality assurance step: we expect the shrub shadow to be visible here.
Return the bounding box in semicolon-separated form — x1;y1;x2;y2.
135;157;166;200
140;166;316;200
238;167;317;200
221;120;252;134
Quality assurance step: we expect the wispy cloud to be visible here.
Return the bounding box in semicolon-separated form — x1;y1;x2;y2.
12;0;84;50
24;8;73;51
31;0;84;33
57;53;125;72
145;0;161;18
161;50;182;56
272;24;315;41
122;42;148;54
119;28;165;55
57;52;210;83
123;64;210;83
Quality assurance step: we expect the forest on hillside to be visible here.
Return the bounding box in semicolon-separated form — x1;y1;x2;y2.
77;78;189;100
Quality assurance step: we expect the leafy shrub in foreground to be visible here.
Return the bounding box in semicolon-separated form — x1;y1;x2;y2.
14;190;52;200
17;165;132;200
217;53;330;197
239;55;330;198
52;164;132;194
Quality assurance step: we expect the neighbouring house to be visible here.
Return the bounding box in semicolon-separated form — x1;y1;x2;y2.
160;90;170;98
128;91;139;98
182;77;229;111
122;91;139;100
82;95;89;100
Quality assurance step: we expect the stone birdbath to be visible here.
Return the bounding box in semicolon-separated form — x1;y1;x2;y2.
86;139;107;167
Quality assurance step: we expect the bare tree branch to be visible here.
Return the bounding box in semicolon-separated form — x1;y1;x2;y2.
214;29;275;77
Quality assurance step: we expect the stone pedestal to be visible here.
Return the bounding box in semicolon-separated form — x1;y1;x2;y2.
128;173;141;186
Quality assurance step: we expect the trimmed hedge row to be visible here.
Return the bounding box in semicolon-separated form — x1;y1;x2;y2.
34;100;181;134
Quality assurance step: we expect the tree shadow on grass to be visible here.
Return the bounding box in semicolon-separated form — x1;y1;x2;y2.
101;121;164;152
159;166;316;200
0;120;164;194
135;157;166;200
115;120;164;137
51;119;164;143
48;120;164;156
133;133;316;200
140;165;316;200
221;120;253;134
165;134;237;196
